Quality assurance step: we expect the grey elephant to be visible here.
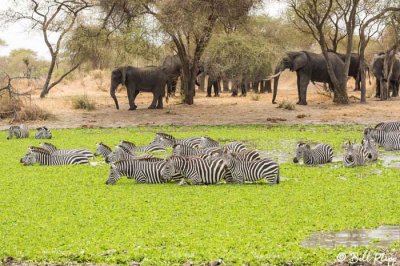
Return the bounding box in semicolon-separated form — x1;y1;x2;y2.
272;51;346;105
372;52;400;98
110;66;169;110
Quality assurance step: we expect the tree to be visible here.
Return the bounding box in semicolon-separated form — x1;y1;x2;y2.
2;0;93;98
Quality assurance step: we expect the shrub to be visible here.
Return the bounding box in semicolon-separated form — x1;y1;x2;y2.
72;95;96;111
251;94;260;101
277;100;295;110
17;104;53;121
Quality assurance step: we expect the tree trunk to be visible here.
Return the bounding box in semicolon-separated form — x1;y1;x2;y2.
359;36;367;103
198;73;205;92
40;56;57;98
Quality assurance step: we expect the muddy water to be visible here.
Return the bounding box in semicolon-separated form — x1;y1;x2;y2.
302;225;400;248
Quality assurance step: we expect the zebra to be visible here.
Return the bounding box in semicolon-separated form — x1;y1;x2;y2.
35;127;52;139
106;160;167;185
40;142;94;158
364;128;400;151
375;122;400;132
119;140;166;152
162;155;226;185
222;152;279;184
151;132;202;148
20;147;89;166
293;143;333;165
361;136;378;162
172;144;222;157
105;145;158;163
343;141;368;167
198;137;246;152
7;124;29;139
95;142;112;159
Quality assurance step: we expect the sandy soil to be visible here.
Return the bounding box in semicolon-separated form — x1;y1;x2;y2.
1;71;399;130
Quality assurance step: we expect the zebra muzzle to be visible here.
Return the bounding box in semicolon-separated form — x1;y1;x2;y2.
293;157;299;163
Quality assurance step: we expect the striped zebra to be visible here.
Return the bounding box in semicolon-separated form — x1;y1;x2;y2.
105;145;158;163
375;121;400;132
172;144;222;157
199;137;246;152
364;128;400;151
106;160;167;185
223;152;279;184
162;155;226;185
40;142;94;158
361;136;378;162
119;140;166;152
7;124;29;139
20;147;89;166
151;132;202;148
293;143;333;165
95;142;112;158
343;141;368;167
35;127;52;139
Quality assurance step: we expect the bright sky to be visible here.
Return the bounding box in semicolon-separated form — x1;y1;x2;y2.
0;1;288;60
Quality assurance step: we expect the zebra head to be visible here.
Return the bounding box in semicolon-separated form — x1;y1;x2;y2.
95;142;112;157
293;143;309;163
151;133;175;147
105;163;121;185
35;127;52;139
20;148;38;166
7;126;19;140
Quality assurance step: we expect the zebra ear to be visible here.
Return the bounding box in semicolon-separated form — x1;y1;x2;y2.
223;147;229;154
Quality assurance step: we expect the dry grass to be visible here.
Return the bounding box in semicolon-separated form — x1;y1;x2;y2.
251;94;261;101
71;95;96;111
0;95;52;121
277;100;296;110
0;95;22;119
17;104;53;121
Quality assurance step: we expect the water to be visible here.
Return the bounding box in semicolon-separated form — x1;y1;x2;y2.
302;225;400;248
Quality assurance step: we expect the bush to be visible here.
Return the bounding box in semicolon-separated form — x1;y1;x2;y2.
17;104;53;121
0;95;22;119
72;95;96;111
251;94;260;101
277;100;295;110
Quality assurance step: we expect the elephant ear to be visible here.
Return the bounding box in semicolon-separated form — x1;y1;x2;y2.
292;52;308;71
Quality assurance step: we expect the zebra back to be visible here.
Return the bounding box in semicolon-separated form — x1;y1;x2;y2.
21;146;88;166
121;140;166;153
41;143;94;158
172;144;221;157
374;122;400;132
106;145;154;163
199;136;219;148
224;142;246;153
364;128;400;150
35;127;52;139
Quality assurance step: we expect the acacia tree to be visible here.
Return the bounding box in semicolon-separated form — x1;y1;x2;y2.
2;0;93;98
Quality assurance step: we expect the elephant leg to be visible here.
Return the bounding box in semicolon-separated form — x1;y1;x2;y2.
213;80;220;96
127;86;138;110
206;80;212;97
296;74;301;104
298;74;310;105
156;94;163;109
392;81;399;97
375;78;381;98
148;92;158;109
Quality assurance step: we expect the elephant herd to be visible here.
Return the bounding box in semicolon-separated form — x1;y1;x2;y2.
109;50;400;110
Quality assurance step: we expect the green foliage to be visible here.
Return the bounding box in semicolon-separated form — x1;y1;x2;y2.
0;125;399;265
0;49;48;77
71;95;96;111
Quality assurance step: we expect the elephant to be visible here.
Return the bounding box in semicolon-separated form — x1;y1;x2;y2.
162;55;182;96
110;66;169;110
372;52;400;98
272;51;346;105
206;74;221;97
330;51;362;91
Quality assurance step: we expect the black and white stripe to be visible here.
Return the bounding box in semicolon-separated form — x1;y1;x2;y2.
162;155;226;185
199;136;219;148
35;127;52;139
20;147;89;166
95;142;112;158
223;153;279;184
172;144;222;157
198;137;246;152
41;143;94;158
7;124;29;139
361;136;378;162
151;132;202;148
105;145;158;163
343;141;368;167
364;128;400;151
119;140;166;152
106;160;167;185
375;122;400;132
293;143;333;165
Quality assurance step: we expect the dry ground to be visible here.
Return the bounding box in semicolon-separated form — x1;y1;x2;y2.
1;70;399;129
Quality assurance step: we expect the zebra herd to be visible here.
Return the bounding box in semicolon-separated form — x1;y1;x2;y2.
11;121;400;185
7;124;52;140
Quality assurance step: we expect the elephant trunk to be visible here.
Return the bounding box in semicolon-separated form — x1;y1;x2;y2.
272;62;285;104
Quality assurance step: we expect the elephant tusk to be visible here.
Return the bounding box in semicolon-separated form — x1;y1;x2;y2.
263;71;282;81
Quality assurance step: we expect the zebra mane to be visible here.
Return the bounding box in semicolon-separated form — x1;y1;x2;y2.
29;146;51;154
116;145;133;154
42;142;57;149
97;142;112;151
120;140;136;147
156;132;175;140
374;123;384;129
9;125;20;130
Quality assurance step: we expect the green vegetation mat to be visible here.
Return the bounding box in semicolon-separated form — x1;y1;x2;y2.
1;125;399;265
